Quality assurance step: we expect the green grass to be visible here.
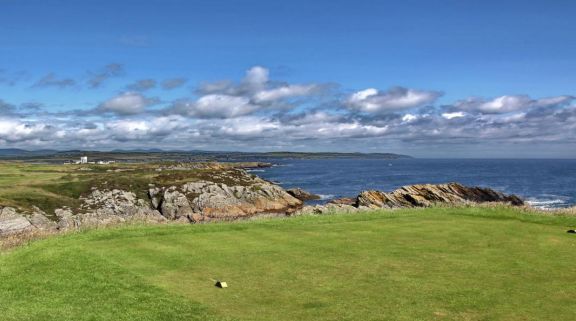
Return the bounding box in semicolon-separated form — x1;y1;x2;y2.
2;206;576;320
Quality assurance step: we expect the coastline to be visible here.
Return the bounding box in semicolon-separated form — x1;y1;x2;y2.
1;160;574;249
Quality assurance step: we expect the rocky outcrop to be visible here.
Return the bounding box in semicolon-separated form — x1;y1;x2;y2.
286;188;320;201
297;203;364;215
1;168;303;238
45;189;166;232
156;187;194;221
328;197;357;206
356;183;523;209
28;207;57;231
157;162;272;171
70;189;165;229
0;207;34;236
296;183;523;215
153;179;302;222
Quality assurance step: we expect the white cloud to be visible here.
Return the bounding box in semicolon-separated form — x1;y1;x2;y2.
218;116;280;136
0;118;54;143
498;113;526;123
402;114;418;122
242;66;269;89
170;66;326;118
316;122;389;137
455;95;573;114
104;116;186;141
195;95;256;118
173;95;258;119
346;87;441;113
533;95;573;107
98;92;155;115
441;112;465;119
253;84;319;102
3;66;576;156
289;111;341;125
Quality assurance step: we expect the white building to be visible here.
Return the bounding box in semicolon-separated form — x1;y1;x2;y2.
80;156;88;164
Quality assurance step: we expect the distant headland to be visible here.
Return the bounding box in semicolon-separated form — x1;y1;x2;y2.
0;149;412;163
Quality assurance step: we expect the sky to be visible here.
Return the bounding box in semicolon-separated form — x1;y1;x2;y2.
0;0;575;157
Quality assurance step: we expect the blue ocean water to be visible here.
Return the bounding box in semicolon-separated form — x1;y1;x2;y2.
254;159;576;209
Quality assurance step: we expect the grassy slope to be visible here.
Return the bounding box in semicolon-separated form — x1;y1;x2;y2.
0;162;260;216
2;207;576;321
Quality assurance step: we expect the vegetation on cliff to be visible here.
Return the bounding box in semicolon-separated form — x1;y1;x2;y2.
0;161;272;212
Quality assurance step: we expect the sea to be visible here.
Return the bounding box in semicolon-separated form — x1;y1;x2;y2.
252;159;576;209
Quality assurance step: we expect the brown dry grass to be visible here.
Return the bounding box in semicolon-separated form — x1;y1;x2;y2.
0;229;61;251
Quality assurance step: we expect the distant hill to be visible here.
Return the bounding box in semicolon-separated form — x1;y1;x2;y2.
0;149;59;157
261;151;412;159
0;148;412;162
110;148;167;153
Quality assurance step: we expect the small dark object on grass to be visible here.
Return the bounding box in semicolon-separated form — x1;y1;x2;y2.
215;280;228;288
567;230;576;234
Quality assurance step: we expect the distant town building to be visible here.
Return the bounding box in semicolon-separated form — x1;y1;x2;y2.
65;156;114;165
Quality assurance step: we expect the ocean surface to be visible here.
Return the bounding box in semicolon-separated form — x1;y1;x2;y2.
254;159;576;209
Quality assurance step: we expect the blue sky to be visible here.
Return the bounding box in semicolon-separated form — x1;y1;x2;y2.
1;0;575;157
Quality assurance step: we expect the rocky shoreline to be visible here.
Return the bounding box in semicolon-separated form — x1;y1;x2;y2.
297;182;524;215
0;161;529;240
0;168;300;237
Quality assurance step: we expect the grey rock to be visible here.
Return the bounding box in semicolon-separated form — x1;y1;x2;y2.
0;207;34;236
29;211;57;231
328;197;357;206
55;208;76;230
286;188;321;201
189;182;302;219
296;204;361;215
148;187;163;209
160;187;194;220
55;189;167;230
55;208;74;218
357;183;524;209
2;169;305;238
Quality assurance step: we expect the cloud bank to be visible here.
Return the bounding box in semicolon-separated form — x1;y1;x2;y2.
1;65;575;157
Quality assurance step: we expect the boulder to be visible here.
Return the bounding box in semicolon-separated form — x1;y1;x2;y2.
159;187;194;220
0;207;34;236
148;187;163;209
52;189;167;229
29;209;58;231
54;208;75;230
328;197;357;206
286;188;321;201
80;189;142;212
297;204;361;215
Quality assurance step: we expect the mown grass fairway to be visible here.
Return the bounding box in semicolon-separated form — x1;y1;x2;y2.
2;207;576;321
